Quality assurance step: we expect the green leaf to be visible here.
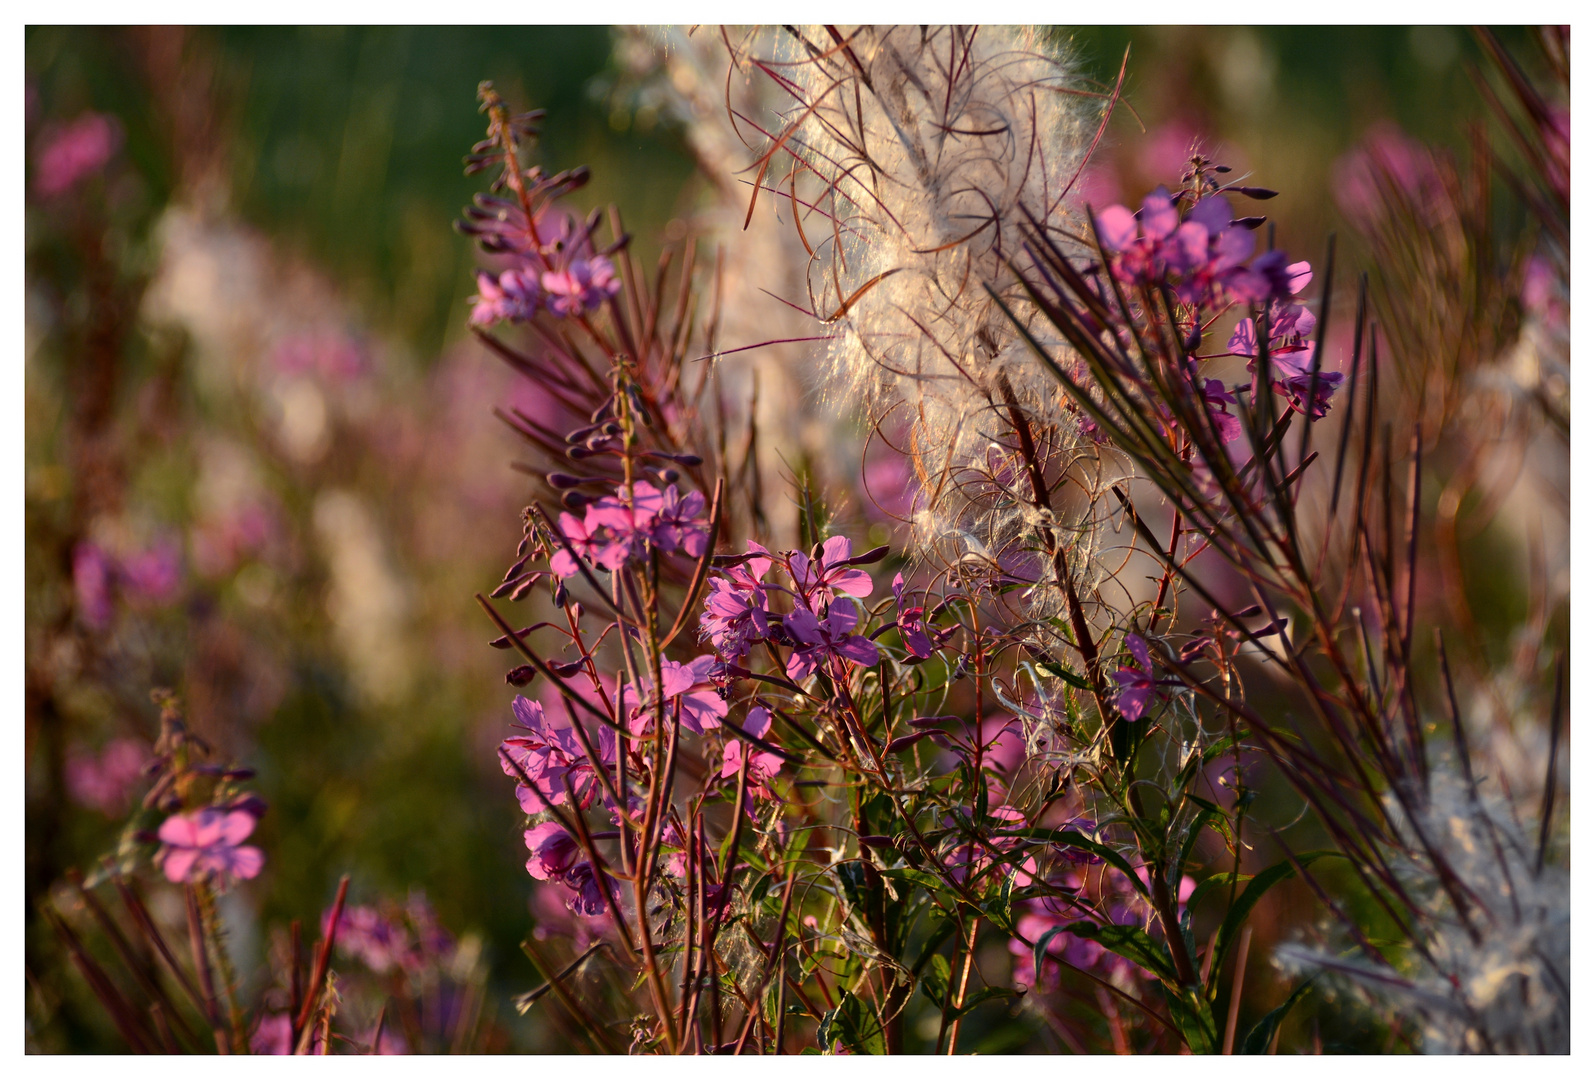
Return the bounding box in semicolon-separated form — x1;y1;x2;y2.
1240;978;1314;1054
1031;926;1068;987
1038;659;1093;692
1062;920;1176;982
821;990;888;1055
920;953;951;1007
1166;984;1220;1054
1208;852;1337;996
950;985;1015;1020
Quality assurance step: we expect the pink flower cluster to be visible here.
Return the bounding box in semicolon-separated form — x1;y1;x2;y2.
470;254;619;325
550;481;708;578
702;537;891;680
72;539;185;629
1096;187;1306;308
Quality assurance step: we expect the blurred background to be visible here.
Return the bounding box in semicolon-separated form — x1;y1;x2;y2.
25;26;1560;1052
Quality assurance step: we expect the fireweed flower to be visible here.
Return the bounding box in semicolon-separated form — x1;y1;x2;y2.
891;572;940;659
789;536;875;602
581;481;667;569
701;545;775;661
156;807;265;886
647;485;709;556
541;255;620;317
1112;633;1157;722
468;267;542;326
499;695;614;808
783;598;880;681
619;655;727;734
1201;379;1244;444
64;738;147;815
524;822;581;881
1095;186;1182;286
332;906;413;974
721;706;784;797
34;111;122;198
563;861;614;916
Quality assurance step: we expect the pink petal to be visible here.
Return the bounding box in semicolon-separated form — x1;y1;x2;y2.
162;848;199;883
830;567;875;598
216;810;258;847
1141;187;1179;240
1095;205;1138;252
157;812;200;848
228;846;265;881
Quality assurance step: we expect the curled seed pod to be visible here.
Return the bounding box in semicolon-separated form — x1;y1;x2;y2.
565;423;601;444
561;491;593;510
545;472;588;490
510;577;539;601
506;665;537;687
1226;185;1279;199
602;421;622;437
550;660;585;677
566;446;595;460
653;467;680;484
552;582;568;607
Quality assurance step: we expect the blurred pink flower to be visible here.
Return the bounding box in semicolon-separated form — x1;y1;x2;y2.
34;111;122;197
73;542;115;629
156;807;265;886
65;738;148;814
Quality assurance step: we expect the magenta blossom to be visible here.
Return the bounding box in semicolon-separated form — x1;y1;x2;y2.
784;598;880;681
499;695;614;809
1094;186;1181;285
35;112;122;198
620;654;728;734
563;861;614;916
648;485;710;557
524;822;581;881
73;542;115;629
65;738;147;815
541;256;620;317
891;572;942;659
157;807;265;886
721;706;784;797
1201;379;1244;444
1112;633;1157;722
469;267;541;325
580;481;667;570
701;545;774;661
789;536;874;602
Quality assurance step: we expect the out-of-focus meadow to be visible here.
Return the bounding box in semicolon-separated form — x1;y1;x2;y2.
25;26;1562;1052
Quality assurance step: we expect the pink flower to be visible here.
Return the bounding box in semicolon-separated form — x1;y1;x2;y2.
701;545;774;661
721;707;784;797
891;572;941;659
582;481;666;570
469;267;541;325
1201;379;1243;445
118;539;184;608
34;112;122;198
548;510;603;579
784;598;880;681
73;542;114;629
331;906;413;974
524;822;581;881
648;485;709;557
563;861;614;916
789;536;875;602
541;256;620;317
1112;633;1157;723
620;655;728;735
156;808;265;886
500;695;614;809
65;738;147;814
